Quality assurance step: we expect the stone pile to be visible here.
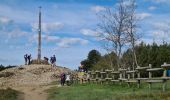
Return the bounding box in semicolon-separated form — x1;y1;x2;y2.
0;65;71;87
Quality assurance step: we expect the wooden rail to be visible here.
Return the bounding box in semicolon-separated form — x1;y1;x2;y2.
78;63;170;92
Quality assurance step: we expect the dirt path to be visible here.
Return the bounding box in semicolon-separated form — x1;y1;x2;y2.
12;85;58;100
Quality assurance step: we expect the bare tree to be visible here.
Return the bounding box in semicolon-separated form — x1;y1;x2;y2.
98;0;129;69
125;0;139;69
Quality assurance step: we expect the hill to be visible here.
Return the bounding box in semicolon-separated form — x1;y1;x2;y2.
0;65;71;87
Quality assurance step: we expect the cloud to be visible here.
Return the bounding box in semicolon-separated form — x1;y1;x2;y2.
57;38;88;48
144;22;170;44
45;35;60;42
80;29;100;37
31;22;64;34
0;17;28;39
148;6;157;10
7;28;28;38
91;6;106;13
137;13;152;20
30;34;88;48
152;22;170;31
0;16;14;31
151;22;170;42
0;16;13;24
145;0;170;3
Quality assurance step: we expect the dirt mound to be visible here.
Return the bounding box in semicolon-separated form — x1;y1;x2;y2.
0;65;71;87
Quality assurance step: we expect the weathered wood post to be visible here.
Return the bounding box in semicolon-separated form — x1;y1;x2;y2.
148;64;152;90
91;70;96;83
88;71;92;84
105;69;112;84
112;69;115;80
100;69;106;84
106;69;109;84
111;69;120;84
127;68;130;80
95;70;100;84
136;66;141;88
127;68;131;87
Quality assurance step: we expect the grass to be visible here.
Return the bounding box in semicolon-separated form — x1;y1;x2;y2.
0;88;22;100
47;81;170;100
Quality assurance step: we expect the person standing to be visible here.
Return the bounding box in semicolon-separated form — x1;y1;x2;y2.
28;54;32;65
53;55;56;67
24;54;28;65
60;73;66;86
66;73;71;86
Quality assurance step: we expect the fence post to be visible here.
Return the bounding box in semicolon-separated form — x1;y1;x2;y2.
137;66;140;88
148;64;152;90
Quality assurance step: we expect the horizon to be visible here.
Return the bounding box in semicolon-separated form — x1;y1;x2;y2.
0;0;170;69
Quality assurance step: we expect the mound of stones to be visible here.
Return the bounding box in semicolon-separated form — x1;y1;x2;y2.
0;65;71;87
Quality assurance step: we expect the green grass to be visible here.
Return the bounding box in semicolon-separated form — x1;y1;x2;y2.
0;88;22;100
47;82;170;100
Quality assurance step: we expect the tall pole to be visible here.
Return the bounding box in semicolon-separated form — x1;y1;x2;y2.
37;6;41;64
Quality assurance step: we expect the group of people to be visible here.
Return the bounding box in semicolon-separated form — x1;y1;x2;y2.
24;54;32;65
77;64;90;84
60;72;72;86
50;55;56;67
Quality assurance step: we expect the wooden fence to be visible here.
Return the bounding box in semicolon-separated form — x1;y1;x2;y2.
77;63;170;92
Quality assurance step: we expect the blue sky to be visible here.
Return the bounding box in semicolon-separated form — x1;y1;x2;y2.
0;0;170;69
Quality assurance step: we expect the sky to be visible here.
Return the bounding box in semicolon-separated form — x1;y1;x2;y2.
0;0;170;69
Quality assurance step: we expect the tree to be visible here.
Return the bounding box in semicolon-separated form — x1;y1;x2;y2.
98;0;129;68
81;59;91;71
0;64;5;71
125;0;140;69
94;52;117;70
88;50;101;65
81;49;101;70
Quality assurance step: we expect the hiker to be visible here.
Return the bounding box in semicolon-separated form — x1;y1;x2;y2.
66;73;71;86
44;57;49;64
28;54;31;65
50;55;56;67
24;54;28;65
50;56;54;67
60;73;66;86
53;55;56;66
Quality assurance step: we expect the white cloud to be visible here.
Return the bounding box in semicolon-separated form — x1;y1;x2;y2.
153;22;170;31
148;6;157;10
31;22;64;34
80;29;100;37
137;13;152;20
151;22;170;42
0;16;13;31
58;38;88;48
145;0;170;3
45;35;60;42
91;6;106;13
0;16;12;24
30;34;88;48
7;29;28;38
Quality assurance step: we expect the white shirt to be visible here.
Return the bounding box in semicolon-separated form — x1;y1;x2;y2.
66;75;70;81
